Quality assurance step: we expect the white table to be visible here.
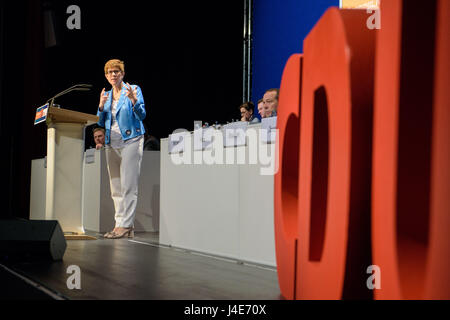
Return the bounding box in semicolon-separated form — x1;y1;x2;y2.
160;123;277;266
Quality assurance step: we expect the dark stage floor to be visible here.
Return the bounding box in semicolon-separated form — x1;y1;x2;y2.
3;232;282;300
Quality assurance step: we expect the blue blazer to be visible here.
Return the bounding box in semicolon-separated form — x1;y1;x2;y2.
97;82;146;145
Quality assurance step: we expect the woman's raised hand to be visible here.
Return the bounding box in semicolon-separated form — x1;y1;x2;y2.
125;82;138;105
99;88;109;111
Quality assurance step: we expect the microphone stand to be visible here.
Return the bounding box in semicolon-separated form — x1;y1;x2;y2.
46;84;93;108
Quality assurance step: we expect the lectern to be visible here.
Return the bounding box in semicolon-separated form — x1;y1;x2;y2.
44;107;98;237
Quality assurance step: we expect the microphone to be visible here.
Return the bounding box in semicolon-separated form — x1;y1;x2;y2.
46;84;93;108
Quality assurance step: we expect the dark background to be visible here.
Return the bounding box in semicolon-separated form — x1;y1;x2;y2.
0;0;244;219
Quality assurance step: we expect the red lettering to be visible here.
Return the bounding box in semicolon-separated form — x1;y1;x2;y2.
275;0;450;300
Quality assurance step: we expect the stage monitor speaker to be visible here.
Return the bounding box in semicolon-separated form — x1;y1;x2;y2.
0;219;67;262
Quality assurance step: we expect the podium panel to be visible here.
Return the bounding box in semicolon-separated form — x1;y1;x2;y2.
45;122;85;234
38;107;99;236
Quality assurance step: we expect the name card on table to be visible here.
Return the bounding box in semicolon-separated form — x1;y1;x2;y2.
85;148;96;164
261;117;277;144
194;127;217;151
222;122;248;147
169;131;189;154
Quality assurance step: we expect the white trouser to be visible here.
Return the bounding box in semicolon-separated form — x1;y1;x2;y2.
105;136;144;228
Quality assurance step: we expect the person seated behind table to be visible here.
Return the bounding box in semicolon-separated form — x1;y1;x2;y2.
93;127;106;150
258;98;272;119
143;123;160;151
257;99;266;119
144;135;160;151
240;101;260;124
263;88;279;117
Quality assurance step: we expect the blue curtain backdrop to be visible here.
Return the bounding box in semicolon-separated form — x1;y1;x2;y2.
251;0;339;104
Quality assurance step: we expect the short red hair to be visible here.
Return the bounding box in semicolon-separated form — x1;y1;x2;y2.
104;59;125;74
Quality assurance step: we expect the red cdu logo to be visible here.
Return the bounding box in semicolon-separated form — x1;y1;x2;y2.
274;0;449;300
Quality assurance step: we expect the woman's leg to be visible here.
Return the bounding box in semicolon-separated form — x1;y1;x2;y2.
105;147;125;228
118;137;144;228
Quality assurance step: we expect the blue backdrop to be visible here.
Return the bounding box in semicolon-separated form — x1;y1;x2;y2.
251;0;339;105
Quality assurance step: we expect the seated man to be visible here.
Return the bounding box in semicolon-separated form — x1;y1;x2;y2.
257;99;266;119
263;88;279;117
240;101;260;123
93;127;106;150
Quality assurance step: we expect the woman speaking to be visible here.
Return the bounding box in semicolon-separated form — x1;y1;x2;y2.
97;59;146;239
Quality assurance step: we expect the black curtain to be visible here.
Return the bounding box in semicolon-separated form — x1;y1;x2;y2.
0;0;45;219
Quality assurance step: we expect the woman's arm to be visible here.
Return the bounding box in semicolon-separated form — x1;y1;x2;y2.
97;88;109;126
125;83;146;121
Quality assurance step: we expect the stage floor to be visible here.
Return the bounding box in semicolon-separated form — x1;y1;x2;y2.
6;232;282;300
